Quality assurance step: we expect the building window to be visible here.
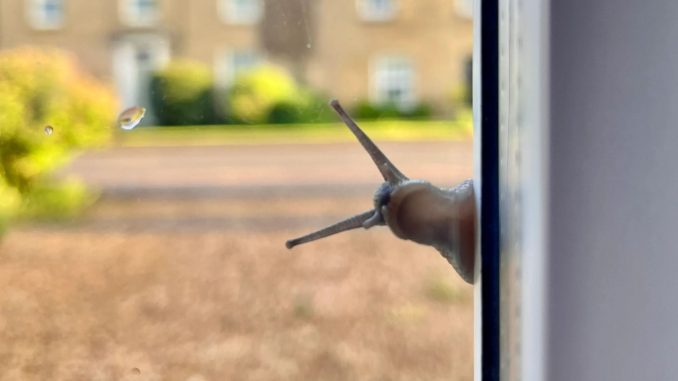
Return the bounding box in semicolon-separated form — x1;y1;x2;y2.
26;0;64;30
357;0;396;22
372;56;416;109
216;49;262;86
218;0;263;25
120;0;159;27
455;0;473;19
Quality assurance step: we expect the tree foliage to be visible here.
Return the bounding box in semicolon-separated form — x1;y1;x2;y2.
0;48;116;231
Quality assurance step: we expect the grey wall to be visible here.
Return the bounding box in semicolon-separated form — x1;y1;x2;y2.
549;1;678;380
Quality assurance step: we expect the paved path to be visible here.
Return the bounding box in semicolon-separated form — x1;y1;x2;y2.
54;141;473;232
63;141;473;198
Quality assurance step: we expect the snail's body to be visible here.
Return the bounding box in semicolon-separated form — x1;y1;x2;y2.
286;100;477;284
382;179;475;283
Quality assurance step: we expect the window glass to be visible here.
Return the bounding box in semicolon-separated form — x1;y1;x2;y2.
0;1;474;380
357;0;396;21
219;0;263;25
455;0;474;18
216;49;262;86
120;0;159;26
372;56;415;109
27;0;64;30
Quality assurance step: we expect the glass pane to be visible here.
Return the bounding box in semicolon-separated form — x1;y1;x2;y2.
0;1;474;379
28;0;64;29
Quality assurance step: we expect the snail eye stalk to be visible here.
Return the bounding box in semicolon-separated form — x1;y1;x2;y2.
329;100;408;185
285;100;476;284
285;100;406;249
285;209;378;249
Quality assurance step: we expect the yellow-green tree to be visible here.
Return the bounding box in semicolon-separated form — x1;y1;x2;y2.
0;48;117;230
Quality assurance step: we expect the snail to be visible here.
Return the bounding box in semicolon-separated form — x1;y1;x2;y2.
286;100;476;284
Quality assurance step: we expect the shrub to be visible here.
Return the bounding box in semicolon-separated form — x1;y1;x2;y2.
403;103;433;119
352;100;381;120
226;65;298;124
150;60;216;125
0;48;116;231
451;83;472;109
352;100;432;120
0;179;21;232
267;90;335;124
267;100;303;124
20;179;95;221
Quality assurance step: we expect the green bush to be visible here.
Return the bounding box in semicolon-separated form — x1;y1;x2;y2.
0;179;21;232
403;103;433;119
267;100;302;124
150;60;216;125
353;101;399;120
0;48;116;231
352;100;432;120
351;101;380;119
267;90;335;124
226;65;298;124
19;179;95;221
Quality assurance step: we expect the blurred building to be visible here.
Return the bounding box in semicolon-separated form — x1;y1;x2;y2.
0;0;473;117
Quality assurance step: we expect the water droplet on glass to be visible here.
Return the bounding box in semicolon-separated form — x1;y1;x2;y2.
131;368;141;375
118;106;146;130
44;125;54;136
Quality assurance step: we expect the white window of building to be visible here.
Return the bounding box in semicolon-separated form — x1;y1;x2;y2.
26;0;64;30
120;0;159;27
216;49;262;87
455;0;473;19
371;56;416;109
357;0;396;22
218;0;263;25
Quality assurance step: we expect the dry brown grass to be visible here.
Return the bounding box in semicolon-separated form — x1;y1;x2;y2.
0;141;473;380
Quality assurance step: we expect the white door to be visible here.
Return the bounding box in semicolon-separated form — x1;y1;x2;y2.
113;35;170;125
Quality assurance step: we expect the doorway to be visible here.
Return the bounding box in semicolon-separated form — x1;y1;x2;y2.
112;34;170;125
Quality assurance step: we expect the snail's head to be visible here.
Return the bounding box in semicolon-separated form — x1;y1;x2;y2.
285;100;476;283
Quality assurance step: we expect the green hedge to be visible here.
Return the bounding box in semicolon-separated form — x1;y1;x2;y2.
0;48;116;231
225;65;299;124
352;100;433;120
150;60;217;125
149;61;439;126
267;90;335;124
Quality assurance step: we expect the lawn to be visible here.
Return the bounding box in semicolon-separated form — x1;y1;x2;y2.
119;119;473;147
0;140;475;380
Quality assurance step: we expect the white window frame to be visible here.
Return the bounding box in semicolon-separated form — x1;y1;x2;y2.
217;0;263;25
215;48;262;87
356;0;397;22
119;0;159;27
370;55;417;110
26;0;64;30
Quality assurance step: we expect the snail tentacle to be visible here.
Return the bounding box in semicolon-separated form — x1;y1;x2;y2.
286;209;377;249
329;99;408;185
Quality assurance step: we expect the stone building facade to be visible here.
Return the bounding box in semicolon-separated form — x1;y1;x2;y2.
0;0;472;117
